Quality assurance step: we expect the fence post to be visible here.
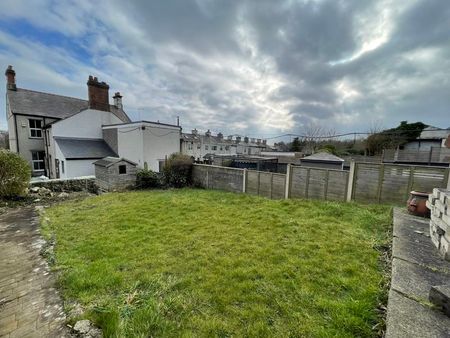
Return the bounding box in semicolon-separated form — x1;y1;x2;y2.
285;164;291;199
305;168;311;198
406;166;415;199
346;161;356;202
446;166;450;190
268;173;272;199
206;168;209;189
376;163;385;203
324;170;329;200
242;168;247;193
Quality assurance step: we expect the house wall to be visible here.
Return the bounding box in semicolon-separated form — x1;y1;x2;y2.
142;125;180;171
109;122;180;172
65;159;96;178
10;114;58;175
114;126;144;167
51;109;122;138
103;128;118;153
6;96;16;152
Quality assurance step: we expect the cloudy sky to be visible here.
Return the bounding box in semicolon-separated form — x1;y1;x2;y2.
0;0;449;140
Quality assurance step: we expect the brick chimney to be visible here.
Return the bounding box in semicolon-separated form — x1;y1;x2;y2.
205;129;211;137
244;136;249;143
5;65;16;91
113;92;122;109
87;76;110;111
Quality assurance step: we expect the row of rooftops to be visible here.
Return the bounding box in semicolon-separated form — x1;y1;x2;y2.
182;129;267;146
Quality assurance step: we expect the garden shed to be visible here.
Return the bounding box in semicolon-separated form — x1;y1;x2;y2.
93;157;137;191
300;152;345;170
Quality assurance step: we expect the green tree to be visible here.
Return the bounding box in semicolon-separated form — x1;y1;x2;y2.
290;137;302;151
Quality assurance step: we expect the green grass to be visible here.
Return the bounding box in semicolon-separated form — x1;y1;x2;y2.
42;189;391;337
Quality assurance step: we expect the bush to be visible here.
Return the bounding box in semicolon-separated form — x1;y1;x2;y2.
0;150;31;198
163;153;193;188
136;169;160;189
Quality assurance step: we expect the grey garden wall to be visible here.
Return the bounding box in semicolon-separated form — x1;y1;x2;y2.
193;162;450;205
30;177;98;193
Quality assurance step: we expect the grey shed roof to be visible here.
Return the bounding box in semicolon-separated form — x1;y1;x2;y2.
93;157;137;168
55;138;117;160
301;152;344;162
7;88;131;123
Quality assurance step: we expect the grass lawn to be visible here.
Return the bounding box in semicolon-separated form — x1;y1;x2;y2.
42;189;391;337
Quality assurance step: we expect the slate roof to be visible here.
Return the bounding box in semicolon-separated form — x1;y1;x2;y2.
93;157;137;168
54;137;117;159
301;152;344;162
7;88;131;123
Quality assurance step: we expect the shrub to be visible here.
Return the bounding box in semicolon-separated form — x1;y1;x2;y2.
163;153;193;188
0;150;31;198
136;169;160;189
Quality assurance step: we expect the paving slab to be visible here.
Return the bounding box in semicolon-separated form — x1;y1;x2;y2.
386;208;450;337
391;257;450;301
386;289;450;338
0;207;72;338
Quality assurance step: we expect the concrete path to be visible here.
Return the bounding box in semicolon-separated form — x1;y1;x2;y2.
0;207;71;337
386;208;450;337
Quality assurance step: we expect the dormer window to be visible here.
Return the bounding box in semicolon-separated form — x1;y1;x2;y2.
29;119;43;138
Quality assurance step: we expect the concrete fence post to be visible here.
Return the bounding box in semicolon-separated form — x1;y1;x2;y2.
285;164;291;199
243;168;247;193
346;161;356;202
446;165;450;190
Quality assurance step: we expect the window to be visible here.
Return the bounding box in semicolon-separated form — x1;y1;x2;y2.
225;146;230;151
188;142;193;150
205;145;209;150
220;146;223;151
31;151;45;171
212;146;217;151
61;160;65;174
29;119;43;138
119;165;127;174
197;144;201;149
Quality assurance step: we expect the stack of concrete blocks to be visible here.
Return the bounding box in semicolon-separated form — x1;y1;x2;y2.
427;188;450;261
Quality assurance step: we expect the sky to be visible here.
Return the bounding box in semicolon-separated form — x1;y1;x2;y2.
0;0;449;141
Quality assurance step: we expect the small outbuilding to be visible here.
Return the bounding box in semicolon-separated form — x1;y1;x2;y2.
300;152;344;170
93;157;138;191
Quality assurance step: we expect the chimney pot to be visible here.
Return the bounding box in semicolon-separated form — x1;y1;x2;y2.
5;65;16;91
244;136;249;143
236;136;241;143
113;92;123;109
205;129;211;137
192;128;198;135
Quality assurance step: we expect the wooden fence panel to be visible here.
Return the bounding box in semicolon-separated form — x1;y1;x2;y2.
411;167;447;193
380;165;411;204
352;163;380;203
327;170;349;201
290;166;309;198
308;169;327;199
258;172;272;198
246;171;259;195
272;174;286;199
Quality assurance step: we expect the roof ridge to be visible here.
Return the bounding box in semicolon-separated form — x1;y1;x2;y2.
16;87;88;102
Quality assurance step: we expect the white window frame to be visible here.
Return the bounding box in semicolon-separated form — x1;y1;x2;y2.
29;119;43;139
31;151;45;172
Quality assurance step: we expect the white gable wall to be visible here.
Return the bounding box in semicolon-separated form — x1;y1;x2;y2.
52;109;122;138
104;122;181;172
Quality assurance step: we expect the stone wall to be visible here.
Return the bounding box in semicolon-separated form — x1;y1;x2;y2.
427;188;450;260
30;177;98;193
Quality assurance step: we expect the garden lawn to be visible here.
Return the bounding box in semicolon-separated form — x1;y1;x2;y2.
42;189;391;337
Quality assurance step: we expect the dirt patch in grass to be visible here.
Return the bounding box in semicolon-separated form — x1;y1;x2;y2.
42;189;392;337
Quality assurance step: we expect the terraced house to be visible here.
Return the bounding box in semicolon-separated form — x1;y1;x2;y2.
5;65;181;178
